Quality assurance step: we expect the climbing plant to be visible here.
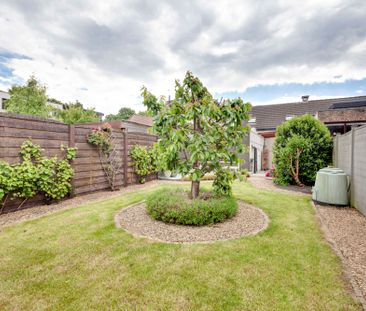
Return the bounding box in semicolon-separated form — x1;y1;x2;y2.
87;123;113;155
87;123;122;190
0;140;77;213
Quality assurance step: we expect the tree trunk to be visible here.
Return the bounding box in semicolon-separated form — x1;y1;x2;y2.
289;151;304;187
191;181;200;199
191;115;201;199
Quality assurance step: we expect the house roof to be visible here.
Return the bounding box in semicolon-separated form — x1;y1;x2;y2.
128;114;153;127
329;100;366;109
250;95;366;131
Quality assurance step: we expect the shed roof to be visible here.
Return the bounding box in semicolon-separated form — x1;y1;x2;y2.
128;115;153;127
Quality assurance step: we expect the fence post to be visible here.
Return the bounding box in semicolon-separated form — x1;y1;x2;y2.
68;124;76;197
68;124;75;147
350;128;355;206
333;135;337;167
123;130;129;187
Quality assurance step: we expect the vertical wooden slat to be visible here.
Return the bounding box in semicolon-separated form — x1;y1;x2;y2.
68;124;75;147
69;124;76;197
123;129;128;187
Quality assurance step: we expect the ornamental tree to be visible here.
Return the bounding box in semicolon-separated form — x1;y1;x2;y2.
105;107;135;121
141;71;251;198
57;102;99;124
6;75;49;117
273;114;333;186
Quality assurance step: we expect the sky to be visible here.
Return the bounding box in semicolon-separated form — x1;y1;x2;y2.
0;0;366;115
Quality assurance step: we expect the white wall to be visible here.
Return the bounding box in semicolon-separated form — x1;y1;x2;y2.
0;91;10;112
264;137;275;169
249;129;264;172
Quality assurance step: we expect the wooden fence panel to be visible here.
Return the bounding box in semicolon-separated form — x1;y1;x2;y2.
0;114;158;213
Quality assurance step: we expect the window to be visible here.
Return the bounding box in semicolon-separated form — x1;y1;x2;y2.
248;117;256;125
1;98;7;110
285;115;294;121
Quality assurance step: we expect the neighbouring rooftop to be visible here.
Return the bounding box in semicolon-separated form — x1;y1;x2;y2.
250;95;366;131
129;114;153;127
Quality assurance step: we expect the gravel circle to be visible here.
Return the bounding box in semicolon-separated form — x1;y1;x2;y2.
115;201;269;244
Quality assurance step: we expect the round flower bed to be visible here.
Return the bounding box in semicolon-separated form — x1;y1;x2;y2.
145;188;238;225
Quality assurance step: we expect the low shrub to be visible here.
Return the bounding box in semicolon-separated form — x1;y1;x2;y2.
146;188;238;225
130;144;159;184
212;168;234;196
0;140;77;212
240;169;250;178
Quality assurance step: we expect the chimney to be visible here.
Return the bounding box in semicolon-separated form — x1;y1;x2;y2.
301;95;309;102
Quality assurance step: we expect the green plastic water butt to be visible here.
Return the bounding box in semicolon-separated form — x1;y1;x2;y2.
312;167;349;206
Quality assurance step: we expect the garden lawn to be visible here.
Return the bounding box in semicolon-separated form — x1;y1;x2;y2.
0;182;360;310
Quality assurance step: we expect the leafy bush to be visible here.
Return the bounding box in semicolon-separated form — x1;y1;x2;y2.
240;169;250;178
57;104;99;124
130;145;151;184
130;144;159;183
0;140;77;212
212;168;234;196
0;161;15;204
273;114;332;186
146;188;238;225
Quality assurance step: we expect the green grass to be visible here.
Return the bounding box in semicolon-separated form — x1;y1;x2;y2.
0;181;360;310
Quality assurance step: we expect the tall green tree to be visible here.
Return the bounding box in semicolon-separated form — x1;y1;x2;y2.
6;76;49;117
105;107;135;121
273;114;333;186
56;102;99;124
142;71;251;198
137;110;152;117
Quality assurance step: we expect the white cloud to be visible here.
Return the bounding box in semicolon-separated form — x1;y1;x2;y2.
254;94;348;106
0;0;365;114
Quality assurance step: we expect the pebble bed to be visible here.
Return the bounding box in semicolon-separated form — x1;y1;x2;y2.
115;201;269;244
315;203;366;309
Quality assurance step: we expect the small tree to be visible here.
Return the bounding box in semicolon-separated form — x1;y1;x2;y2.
142;71;250;198
105;107;135;121
6;75;49;117
137;110;152;117
273;114;333;186
57;102;99;124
